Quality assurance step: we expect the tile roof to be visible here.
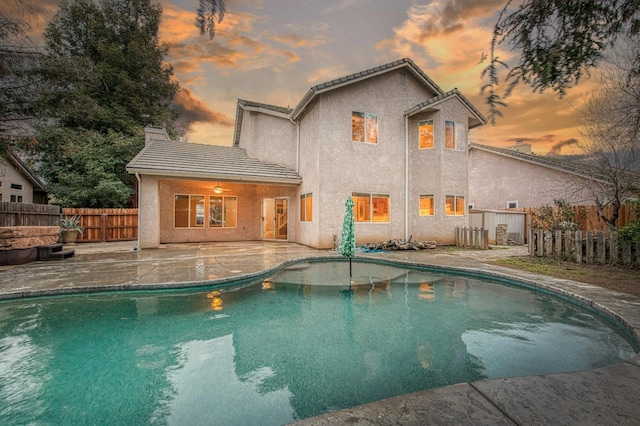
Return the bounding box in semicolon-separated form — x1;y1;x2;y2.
127;139;301;184
469;142;608;181
291;58;446;120
405;88;487;128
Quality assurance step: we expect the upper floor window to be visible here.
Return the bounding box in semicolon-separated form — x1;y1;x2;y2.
353;192;389;222
10;183;22;190
419;195;434;216
419;120;434;149
175;194;205;228
210;196;237;228
352;111;378;144
507;201;518;209
445;195;465;216
300;193;313;222
445;121;466;150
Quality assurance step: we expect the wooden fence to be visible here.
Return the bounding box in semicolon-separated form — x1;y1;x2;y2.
62;208;138;242
528;228;639;266
455;227;489;249
0;202;60;226
520;204;636;232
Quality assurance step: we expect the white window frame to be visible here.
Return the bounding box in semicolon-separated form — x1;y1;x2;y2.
352;192;390;223
507;201;518;209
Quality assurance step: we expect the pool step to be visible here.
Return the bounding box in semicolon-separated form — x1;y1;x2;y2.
37;243;75;261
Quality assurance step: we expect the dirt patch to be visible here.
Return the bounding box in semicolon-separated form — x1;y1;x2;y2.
491;256;640;297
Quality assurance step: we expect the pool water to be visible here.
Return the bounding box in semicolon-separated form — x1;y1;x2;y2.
0;261;636;425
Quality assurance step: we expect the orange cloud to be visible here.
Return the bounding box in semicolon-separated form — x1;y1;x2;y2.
174;88;234;127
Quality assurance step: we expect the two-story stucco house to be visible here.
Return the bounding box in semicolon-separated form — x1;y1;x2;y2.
127;58;486;249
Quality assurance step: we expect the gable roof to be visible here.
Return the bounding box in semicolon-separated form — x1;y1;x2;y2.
405;88;487;129
290;58;446;121
233;99;293;147
469;142;608;182
3;151;45;191
127;138;301;184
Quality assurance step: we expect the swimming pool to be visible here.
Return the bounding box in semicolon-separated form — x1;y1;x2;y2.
0;260;636;425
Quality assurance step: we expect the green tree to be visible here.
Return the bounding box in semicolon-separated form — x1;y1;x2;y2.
0;0;43;151
482;0;640;123
29;0;181;207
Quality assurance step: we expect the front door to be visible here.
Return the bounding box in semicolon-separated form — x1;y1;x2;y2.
262;198;288;240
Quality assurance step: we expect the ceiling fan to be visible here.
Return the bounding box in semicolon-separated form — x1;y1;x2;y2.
213;182;231;194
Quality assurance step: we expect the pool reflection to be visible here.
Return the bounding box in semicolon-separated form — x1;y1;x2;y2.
0;262;636;425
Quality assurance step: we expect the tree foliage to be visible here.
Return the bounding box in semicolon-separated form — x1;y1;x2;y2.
196;0;225;39
0;0;44;151
576;37;640;228
532;198;586;231
482;0;640;122
28;0;181;207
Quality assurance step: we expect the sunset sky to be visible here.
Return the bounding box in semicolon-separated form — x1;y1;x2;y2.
28;0;600;155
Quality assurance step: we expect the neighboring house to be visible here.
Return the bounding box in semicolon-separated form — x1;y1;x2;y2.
128;58;486;249
468;143;602;210
0;151;47;204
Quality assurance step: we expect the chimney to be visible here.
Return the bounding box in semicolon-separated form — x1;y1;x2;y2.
144;126;170;146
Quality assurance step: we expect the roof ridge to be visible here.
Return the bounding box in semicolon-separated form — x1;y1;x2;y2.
469;142;607;181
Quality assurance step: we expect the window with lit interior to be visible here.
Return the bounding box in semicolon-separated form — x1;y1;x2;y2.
352;112;378;144
419;195;434;216
419;120;434;149
445;195;465;216
175;194;205;228
300;193;312;222
210;196;237;228
352;193;389;222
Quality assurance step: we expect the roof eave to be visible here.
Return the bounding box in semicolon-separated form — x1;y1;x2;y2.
126;167;302;185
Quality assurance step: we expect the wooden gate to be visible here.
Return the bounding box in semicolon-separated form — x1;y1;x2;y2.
62;208;138;242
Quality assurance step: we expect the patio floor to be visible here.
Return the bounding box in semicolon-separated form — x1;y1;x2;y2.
0;241;639;424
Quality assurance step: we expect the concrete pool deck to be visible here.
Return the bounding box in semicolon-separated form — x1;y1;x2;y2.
0;241;639;424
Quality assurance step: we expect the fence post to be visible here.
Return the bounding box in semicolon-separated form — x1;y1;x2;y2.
554;230;562;256
536;229;544;256
609;231;618;265
455;227;459;247
575;230;583;263
101;210;108;242
528;228;535;256
482;229;488;249
564;231;573;261
544;230;553;256
586;231;594;264
596;231;606;264
622;241;631;265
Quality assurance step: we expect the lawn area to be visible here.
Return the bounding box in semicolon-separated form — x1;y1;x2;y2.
491;256;640;297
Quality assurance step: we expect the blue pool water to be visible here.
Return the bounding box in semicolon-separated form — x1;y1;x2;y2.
0;260;636;425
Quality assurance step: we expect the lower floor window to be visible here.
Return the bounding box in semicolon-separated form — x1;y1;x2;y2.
210;196;237;228
445;195;465;216
353;193;389;222
419;195;434;216
300;193;312;222
175;194;205;228
10;195;23;203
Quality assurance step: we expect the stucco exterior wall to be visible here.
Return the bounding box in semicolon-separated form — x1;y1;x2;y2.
157;179;298;244
138;175;160;249
468;148;596;209
239;110;297;170
0;159;34;204
297;70;464;248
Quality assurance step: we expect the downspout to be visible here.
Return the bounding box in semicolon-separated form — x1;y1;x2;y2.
289;117;300;173
135;172;141;251
404;114;409;241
